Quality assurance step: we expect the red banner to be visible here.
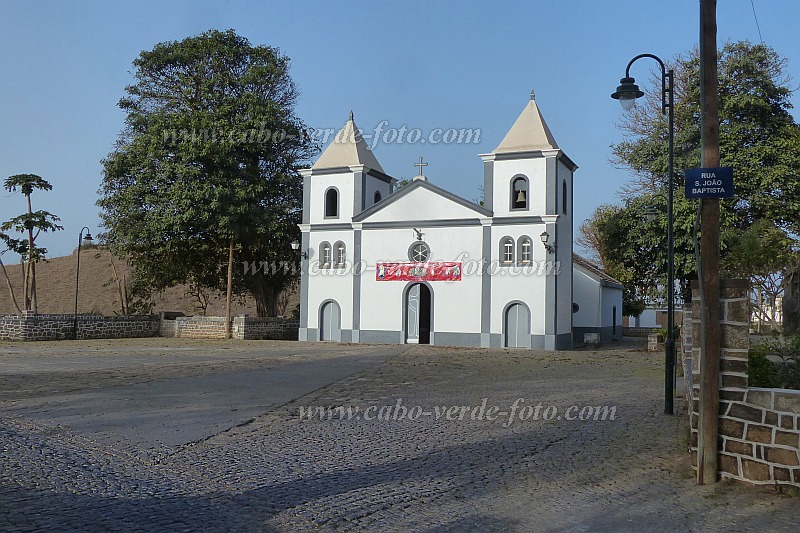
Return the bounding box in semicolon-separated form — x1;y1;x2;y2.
376;262;462;282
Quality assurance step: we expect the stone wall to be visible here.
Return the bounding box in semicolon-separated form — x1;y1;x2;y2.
232;316;299;340
687;281;800;487
1;312;300;343
156;315;300;340
622;327;661;338
0;312;159;341
173;316;229;339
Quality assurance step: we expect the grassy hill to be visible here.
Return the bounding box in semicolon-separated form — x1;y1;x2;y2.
0;246;298;317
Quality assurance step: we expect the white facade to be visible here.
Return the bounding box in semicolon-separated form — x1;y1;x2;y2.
298;94;579;350
572;255;624;343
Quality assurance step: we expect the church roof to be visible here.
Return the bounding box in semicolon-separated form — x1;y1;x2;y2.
493;90;559;154
353;178;492;222
573;254;623;289
312;111;385;173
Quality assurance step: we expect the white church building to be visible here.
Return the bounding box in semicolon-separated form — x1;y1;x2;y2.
297;92;616;350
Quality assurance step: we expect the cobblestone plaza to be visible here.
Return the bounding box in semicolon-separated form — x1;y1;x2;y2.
1;338;798;531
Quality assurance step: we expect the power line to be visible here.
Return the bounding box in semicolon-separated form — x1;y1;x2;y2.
750;0;764;43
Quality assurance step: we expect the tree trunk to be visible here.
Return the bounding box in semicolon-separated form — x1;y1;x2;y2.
0;256;22;314
26;192;37;313
225;239;234;337
253;283;278;317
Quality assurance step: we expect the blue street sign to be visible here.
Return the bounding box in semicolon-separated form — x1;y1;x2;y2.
685;167;734;199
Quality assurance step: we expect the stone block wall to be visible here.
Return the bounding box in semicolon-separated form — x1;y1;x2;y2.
687;280;800;487
232;316;299;340
173;316;229;339
0;313;159;341
1;312;300;342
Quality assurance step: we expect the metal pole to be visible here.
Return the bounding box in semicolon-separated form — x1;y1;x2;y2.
625;53;675;415
73;228;88;340
665;68;676;416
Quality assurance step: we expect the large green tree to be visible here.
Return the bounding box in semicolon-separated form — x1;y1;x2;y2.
584;41;800;310
98;29;316;316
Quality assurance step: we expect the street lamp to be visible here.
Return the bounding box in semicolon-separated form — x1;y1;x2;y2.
612;53;676;416
291;239;308;259
73;227;93;340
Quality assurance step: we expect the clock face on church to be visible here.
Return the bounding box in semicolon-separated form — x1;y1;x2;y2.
408;242;430;262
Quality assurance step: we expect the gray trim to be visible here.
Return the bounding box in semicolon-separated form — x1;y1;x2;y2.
366;168;397;185
299;232;310;328
308;166;352;176
353;229;362;336
432;332;482;347
490;333;502;348
402;281;434;345
483;159;493;210
545;157;557;215
480;225;491;346
407;241;430;262
491;216;547;226
363;218;482;230
354;170;365;215
509;174;530;212
332;240;346;266
499;236;515;265
516;235;533;264
360;330;404;344
492;150;578;171
318;299;342;342
302;175;311;225
306;328;318;340
353;178;492;221
299;327;308;341
544;222;556;337
310;223;353;231
341;330;353;343
556;332;573;350
502;300;532;349
552;162;559;339
323;186;340;219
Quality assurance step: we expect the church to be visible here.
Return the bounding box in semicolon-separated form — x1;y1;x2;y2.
297;92;619;350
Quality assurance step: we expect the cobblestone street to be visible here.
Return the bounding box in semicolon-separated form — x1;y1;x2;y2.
1;338;798;532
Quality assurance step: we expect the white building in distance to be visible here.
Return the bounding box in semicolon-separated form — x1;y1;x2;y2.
297;92;617;349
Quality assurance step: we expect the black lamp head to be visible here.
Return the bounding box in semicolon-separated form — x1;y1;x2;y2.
611;76;645;110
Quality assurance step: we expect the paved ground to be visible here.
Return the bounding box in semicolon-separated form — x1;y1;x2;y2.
1;337;798;532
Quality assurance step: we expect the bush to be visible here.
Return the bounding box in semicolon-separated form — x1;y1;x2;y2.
748;333;800;390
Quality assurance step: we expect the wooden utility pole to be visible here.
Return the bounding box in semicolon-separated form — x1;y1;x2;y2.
225;239;234;338
697;0;721;485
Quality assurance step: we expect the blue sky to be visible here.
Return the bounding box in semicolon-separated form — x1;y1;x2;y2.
1;0;798;258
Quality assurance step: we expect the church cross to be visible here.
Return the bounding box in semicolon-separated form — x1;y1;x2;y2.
415;156;428;176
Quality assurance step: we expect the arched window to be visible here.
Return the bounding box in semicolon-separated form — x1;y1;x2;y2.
324;187;339;218
319;241;332;267
374;190;382;204
518;236;532;263
511;176;528;210
334;241;346;266
562;181;568;214
500;237;514;265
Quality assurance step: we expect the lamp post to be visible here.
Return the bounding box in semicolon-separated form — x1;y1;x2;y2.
73;227;93;340
291;239;308;260
612;54;676;416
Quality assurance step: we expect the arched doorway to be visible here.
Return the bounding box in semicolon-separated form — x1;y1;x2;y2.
405;283;432;344
504;302;531;348
319;300;341;341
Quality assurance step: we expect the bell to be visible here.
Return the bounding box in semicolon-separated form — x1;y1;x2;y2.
516;190;526;203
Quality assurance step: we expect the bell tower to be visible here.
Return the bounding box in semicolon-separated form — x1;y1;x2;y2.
480;90;578;350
